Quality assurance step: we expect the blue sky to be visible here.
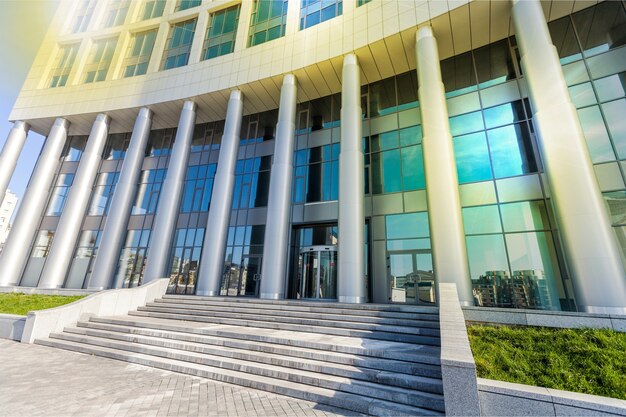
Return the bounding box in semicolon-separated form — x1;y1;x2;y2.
0;0;60;208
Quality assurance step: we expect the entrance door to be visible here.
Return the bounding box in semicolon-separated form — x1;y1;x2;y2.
298;246;337;300
238;255;262;297
387;249;435;304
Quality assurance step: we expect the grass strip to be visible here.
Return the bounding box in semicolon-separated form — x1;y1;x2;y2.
0;293;85;316
468;325;626;400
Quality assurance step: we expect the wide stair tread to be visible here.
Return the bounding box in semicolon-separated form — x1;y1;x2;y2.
153;298;440;321
36;336;443;416
129;310;441;346
63;325;444;387
87;315;441;365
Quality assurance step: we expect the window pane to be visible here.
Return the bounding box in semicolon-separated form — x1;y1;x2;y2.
466;234;509;281
386;212;430;239
487;123;537;178
500;201;549;232
577;105;615;163
453;132;492;183
463;205;502;234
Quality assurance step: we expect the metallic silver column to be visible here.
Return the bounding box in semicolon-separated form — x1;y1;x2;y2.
260;75;297;299
39;114;111;288
143;101;196;283
197;90;244;296
416;26;473;306
0;118;69;287
512;0;626;314
338;54;366;303
0;121;30;203
89;108;153;290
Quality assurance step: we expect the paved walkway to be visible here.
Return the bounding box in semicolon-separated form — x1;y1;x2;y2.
0;340;362;417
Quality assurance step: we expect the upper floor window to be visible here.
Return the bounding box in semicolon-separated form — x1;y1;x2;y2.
300;0;342;30
123;29;158;77
102;0;131;28
248;0;288;47
357;0;371;6
140;0;166;20
48;44;80;88
70;0;96;33
83;37;118;83
161;19;197;70
175;0;201;12
202;5;240;60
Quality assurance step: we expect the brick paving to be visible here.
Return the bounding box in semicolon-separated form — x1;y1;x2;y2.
0;340;363;417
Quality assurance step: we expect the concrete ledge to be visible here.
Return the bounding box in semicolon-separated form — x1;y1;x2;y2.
463;306;626;332
0;314;26;341
20;279;169;344
478;378;626;416
438;282;481;416
0;286;96;296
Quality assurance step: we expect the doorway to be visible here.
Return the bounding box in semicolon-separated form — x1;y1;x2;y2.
222;255;262;297
298;245;337;300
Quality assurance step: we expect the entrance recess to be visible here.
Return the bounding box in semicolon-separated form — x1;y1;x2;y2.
298;245;337;300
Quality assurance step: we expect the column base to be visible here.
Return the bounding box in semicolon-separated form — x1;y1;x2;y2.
195;290;220;296
337;296;368;304
260;292;284;300
583;305;626;315
87;286;106;291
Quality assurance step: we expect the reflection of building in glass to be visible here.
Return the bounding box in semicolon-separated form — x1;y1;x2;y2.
472;270;557;310
1;0;626;313
391;270;435;304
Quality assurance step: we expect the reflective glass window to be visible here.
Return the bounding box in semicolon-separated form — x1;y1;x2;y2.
548;15;582;64
161;19;197;70
500;201;550;232
603;191;626;225
202;5;240;60
102;0;130;28
466;234;509;281
140;0;166;20
449;111;484;136
473;39;516;88
487;123;537;178
572;1;626;57
48;44;80;88
602;99;626;158
175;0;201;12
453;132;492;183
249;0;288;46
83;37;118;83
123;29;157;78
483;101;527;129
300;0;342;30
594;73;626;103
386;212;430;239
577;105;615;163
440;52;477;98
46;174;75;216
70;0;96;33
462;205;502;234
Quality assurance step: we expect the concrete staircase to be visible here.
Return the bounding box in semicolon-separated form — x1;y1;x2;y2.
35;295;445;416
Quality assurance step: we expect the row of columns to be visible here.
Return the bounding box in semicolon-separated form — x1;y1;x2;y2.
0;0;624;312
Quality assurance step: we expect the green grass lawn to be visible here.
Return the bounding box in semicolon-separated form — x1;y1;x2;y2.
468;325;626;400
0;293;85;316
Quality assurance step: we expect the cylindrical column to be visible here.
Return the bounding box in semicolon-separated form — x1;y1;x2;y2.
338;54;366;303
39;114;111;288
0;118;69;287
511;0;626;314
89;108;153;290
143;101;196;283
260;75;297;299
416;26;473;306
196;90;244;296
0;121;30;204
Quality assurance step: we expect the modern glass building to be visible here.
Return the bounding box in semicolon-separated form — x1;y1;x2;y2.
1;0;625;314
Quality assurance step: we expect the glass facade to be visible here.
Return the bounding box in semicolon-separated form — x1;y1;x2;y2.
123;30;158;78
248;0;288;47
202;5;240;60
48;44;80;88
20;1;626;310
549;1;626;263
83;38;118;83
161;19;197;70
300;0;342;30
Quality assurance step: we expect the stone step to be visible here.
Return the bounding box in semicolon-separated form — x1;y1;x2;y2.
39;336;444;414
64;326;443;389
129;310;441;345
76;320;442;377
147;301;439;328
162;295;439;315
88;316;441;364
154;297;439;321
139;304;441;334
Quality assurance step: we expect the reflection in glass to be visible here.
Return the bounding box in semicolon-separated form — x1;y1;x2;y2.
487;123;537;178
453;132;492;183
386;212;429;240
462;205;502;234
601;99;626;159
577;106;616;163
500;201;550;232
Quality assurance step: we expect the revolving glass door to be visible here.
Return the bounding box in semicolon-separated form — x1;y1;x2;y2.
298;246;337;300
